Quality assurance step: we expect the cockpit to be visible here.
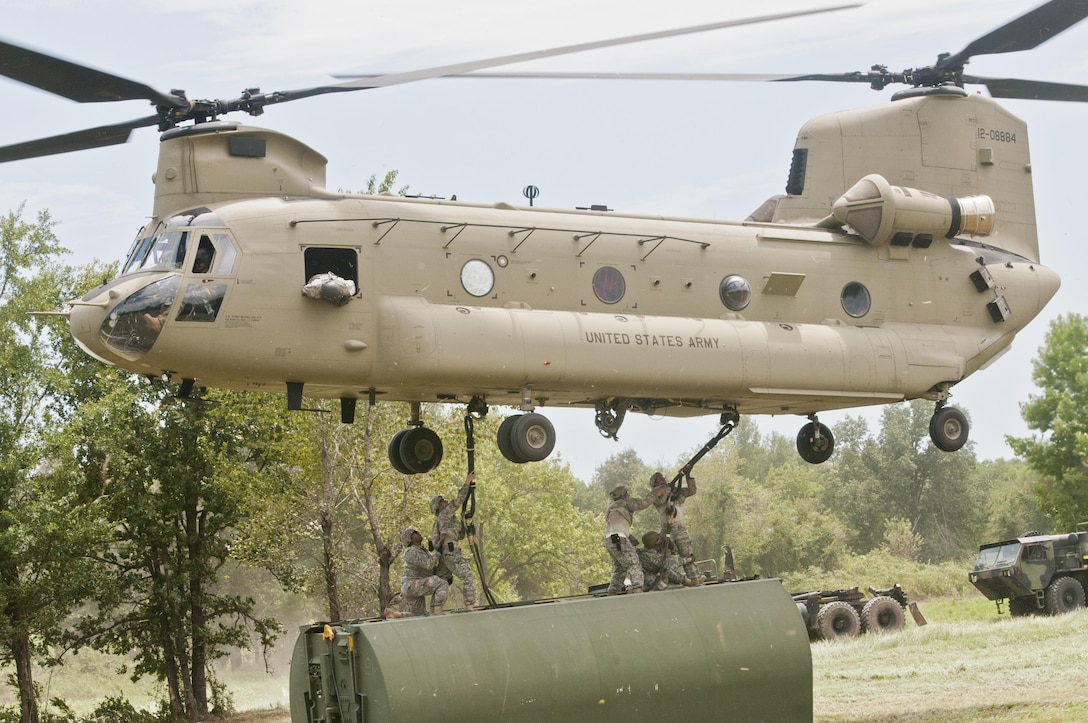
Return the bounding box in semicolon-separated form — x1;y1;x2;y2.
84;208;238;361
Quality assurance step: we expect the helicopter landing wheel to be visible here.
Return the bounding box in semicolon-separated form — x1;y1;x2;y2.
389;427;444;474
497;412;556;464
497;415;525;464
388;429;415;474
929;406;968;452
796;421;834;464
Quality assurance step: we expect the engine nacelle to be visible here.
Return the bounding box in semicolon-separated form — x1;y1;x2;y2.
831;173;995;248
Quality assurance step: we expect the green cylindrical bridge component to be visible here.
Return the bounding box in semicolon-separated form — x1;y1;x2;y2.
289;579;811;722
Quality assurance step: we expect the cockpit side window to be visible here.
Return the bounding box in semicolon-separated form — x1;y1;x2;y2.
193;236;215;274
213;234;237;274
304;247;359;292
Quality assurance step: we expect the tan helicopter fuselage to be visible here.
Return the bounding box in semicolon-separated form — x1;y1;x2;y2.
69;90;1059;423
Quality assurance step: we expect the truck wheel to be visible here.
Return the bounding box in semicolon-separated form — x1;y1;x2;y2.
1008;596;1036;617
860;596;905;634
816;601;861;640
1044;576;1085;615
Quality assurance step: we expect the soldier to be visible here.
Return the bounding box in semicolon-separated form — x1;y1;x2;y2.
430;471;478;609
603;483;666;594
639;530;701;590
650;464;701;580
385;526;449;618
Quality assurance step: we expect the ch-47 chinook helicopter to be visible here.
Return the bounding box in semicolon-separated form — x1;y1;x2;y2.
1;1;1084;475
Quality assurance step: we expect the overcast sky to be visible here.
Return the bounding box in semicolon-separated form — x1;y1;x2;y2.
2;0;1086;480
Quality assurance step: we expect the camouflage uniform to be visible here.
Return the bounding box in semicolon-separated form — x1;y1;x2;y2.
603;484;663;593
651;470;699;578
400;528;449;616
638;531;689;591
430;474;477;608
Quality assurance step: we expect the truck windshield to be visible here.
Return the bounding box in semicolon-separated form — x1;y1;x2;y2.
973;542;1021;569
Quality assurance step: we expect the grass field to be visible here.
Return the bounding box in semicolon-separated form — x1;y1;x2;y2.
812;597;1088;722
6;597;1088;721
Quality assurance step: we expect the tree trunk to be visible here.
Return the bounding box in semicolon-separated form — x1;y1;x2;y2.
12;630;39;723
377;542;394;610
159;610;186;720
321;510;341;621
189;506;209;718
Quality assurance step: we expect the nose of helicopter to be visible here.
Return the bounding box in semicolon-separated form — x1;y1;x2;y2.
69;296;116;365
68;273;182;366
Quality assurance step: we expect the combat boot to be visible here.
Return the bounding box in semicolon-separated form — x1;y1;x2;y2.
383;608;403;619
431;604;446;615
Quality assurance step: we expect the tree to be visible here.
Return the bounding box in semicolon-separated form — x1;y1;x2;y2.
1008;314;1088;529
53;382;285;722
972;458;1052;540
0;207;117;723
825;400;982;561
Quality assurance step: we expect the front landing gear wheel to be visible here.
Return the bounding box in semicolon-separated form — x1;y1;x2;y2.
388;429;414;475
797;421;834;464
497;413;556;463
389;427;444;474
929;406;968;452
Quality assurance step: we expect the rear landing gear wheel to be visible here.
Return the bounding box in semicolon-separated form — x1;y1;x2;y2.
797;421;834;464
929;406;968;452
497;413;556;463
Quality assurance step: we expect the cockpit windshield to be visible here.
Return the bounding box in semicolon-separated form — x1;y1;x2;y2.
121;209;230;274
973;542;1021;570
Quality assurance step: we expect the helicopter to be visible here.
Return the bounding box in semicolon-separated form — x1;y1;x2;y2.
1;1;1083;474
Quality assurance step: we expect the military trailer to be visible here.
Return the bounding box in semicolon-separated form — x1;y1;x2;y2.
289;579;812;722
969;526;1088;616
792;584;922;640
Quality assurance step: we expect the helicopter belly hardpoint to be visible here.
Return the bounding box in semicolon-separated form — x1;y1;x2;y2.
5;1;1082;469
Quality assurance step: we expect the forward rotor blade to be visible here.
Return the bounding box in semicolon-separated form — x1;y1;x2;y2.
0;115;160;163
329;5;861;90
0;38;185;106
943;0;1088;69
331;71;809;82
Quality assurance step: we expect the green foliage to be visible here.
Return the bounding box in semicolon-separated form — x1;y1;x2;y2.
1;206;120;722
363;170;409;196
972;457;1052;540
1008;313;1088;529
779;550;975;600
824;400;984;561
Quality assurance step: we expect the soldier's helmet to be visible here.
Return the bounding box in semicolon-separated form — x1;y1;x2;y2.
650;471;667;487
400;527;419;547
429;495;445;515
609;485;629;501
642;531;662;548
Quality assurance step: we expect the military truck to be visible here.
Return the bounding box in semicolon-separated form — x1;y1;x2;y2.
969;525;1088;616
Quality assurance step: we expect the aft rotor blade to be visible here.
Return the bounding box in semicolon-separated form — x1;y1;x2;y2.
942;0;1088;69
0;38;185;106
327;5;861;91
0;115;160;163
967;75;1088;102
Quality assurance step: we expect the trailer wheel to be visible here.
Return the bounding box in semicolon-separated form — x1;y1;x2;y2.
816;601;861;640
1044;576;1085;615
860;596;905;634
